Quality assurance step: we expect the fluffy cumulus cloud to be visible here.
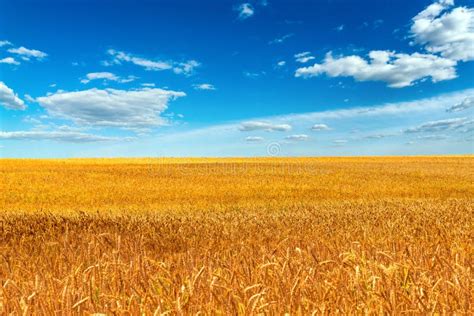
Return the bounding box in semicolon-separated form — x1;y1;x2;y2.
80;72;137;84
237;3;254;19
36;88;185;131
193;83;216;90
311;124;330;131
245;136;264;142
295;51;457;88
285;134;309;141
411;0;474;61
405;117;473;133
239;121;292;132
7;46;47;60
295;52;315;63
0;57;19;65
0;131;131;143
295;0;473;88
106;49;199;76
0;82;26;110
447;96;474;112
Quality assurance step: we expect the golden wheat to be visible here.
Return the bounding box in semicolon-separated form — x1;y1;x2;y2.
0;157;473;314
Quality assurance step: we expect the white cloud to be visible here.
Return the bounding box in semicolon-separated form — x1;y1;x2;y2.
293;1;473;88
295;51;315;63
80;72;137;84
269;34;293;44
411;0;474;61
24;94;35;103
173;60;200;76
363;133;396;139
269;88;473;121
193;83;216;90
416;134;449;140
7;46;47;59
36;88;185;131
243;71;265;78
94;89;473;157
0;57;19;65
295;51;457;88
405;117;473;133
141;83;155;87
239;121;292;132
447;96;474;112
276;61;286;67
0;130;132;143
237;3;254;20
0;82;26;110
333;139;348;144
245;136;264;142
311;124;330;131
285;134;309;141
0;40;12;47
335;24;345;32
107;49;199;75
107;49;172;71
362;19;384;29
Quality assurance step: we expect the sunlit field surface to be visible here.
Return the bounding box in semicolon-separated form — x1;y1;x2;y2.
0;157;473;314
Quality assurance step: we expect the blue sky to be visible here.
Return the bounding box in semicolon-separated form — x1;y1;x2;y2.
0;0;473;157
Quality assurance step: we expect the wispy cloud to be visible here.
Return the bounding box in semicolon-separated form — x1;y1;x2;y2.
363;133;396;139
236;3;255;20
0;130;133;143
106;49;200;76
193;83;216;90
7;46;47;60
285;134;309;141
446;97;473;112
269;33;294;44
80;72;138;84
404;117;473;133
239;121;292;132
243;71;265;78
294;52;315;63
245;136;264;142
335;24;344;32
106;49;171;70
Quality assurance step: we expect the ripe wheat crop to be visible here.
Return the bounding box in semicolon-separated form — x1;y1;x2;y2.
0;157;473;314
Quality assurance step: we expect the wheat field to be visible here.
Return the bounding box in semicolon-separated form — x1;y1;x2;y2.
0;157;473;314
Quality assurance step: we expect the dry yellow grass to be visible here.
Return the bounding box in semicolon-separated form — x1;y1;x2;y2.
0;157;473;314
